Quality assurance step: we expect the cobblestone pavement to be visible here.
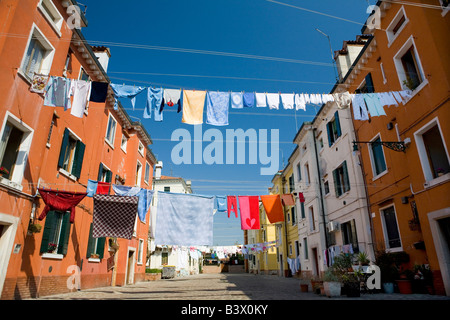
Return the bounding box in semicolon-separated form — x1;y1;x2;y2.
30;273;450;301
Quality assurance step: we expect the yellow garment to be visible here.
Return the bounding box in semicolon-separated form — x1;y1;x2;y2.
182;90;207;125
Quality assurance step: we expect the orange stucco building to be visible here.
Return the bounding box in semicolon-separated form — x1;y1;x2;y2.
337;1;449;295
0;0;157;299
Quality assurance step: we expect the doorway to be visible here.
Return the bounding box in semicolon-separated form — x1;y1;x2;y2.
0;214;19;296
312;248;320;277
126;248;136;285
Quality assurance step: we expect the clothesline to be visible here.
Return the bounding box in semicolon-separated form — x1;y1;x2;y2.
31;74;413;125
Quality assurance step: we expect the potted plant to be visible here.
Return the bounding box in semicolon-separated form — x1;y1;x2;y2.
413;264;434;294
436;168;445;177
0;166;9;177
90;253;100;259
375;248;398;294
310;275;323;294
28;223;42;234
353;251;370;273
323;268;341;297
342;269;363;297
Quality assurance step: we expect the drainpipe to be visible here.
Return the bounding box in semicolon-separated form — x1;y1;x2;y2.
311;127;329;251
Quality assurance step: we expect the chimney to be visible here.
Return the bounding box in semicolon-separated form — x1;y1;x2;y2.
92;46;111;72
155;161;163;179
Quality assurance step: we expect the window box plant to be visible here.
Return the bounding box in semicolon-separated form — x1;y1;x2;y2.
0;166;9;177
47;242;57;253
323;268;341;297
28;223;42;234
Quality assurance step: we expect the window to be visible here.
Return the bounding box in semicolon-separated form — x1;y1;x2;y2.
304;163;310;186
105;114;117;147
137;239;144;264
58;128;85;179
303;238;309;259
38;0;63;35
356;73;375;94
46;113;57;147
381;206;402;250
295;241;300;258
98;163;112;183
326;111;342;147
414;119;450;181
0;113;33;189
299;202;305;219
296;162;302;182
289;175;294;192
386;7;408;45
79;67;90;81
308;206;316;231
380;62;387;84
136;161;142;186
161;252;168;265
20;25;55;80
393;36;426;92
144;162;150;184
40;211;71;256
164;186;171;192
291;206;296;226
121;134;128;152
86;223;105;260
341;219;359;253
369;136;387;178
332;161;350;197
138;141;145;156
324;181;330;195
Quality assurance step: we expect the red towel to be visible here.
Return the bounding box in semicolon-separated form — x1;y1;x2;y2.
260;195;285;224
238;196;260;230
281;194;295;206
96;181;111;195
227;196;238;218
38;189;87;223
298;192;305;203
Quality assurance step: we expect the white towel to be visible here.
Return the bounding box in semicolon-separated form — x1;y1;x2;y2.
281;94;295;109
255;92;267;108
295;94;306;111
266;93;280;110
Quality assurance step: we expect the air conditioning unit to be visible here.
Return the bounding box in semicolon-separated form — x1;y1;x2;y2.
328;221;340;232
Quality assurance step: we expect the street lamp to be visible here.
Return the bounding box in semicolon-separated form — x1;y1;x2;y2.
315;28;339;82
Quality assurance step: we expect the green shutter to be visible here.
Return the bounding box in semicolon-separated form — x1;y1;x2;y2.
58;212;71;255
301;202;305;219
97;163;104;181
40;211;57;253
57;129;70;168
326;123;332;147
86;223;95;258
105;170;112;183
342;161;350;193
334;111;342;138
332;168;338;197
71;140;85;179
96;237;106;259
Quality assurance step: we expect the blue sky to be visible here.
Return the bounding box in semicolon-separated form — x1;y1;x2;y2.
81;0;373;246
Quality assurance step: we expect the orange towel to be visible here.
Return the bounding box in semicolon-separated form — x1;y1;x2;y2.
260;195;285;224
182;90;207;125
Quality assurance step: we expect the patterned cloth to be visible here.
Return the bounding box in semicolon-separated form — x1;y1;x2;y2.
30;74;49;94
206;91;230;126
92;195;138;239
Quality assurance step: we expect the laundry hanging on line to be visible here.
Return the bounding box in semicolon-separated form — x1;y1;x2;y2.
37;188;87;224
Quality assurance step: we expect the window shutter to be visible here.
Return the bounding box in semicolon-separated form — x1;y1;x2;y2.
334;111;342;138
300;202;305;219
350;219;359;252
97;163;104;181
96;237;106;259
86;223;95;258
365;73;375;93
326;123;332;147
342;161;350;193
105;170;112;183
58;128;70;168
40;211;57;253
58;212;71;255
333;168;340;197
71;140;85;179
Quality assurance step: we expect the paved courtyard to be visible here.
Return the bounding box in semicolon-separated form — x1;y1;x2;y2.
31;273;450;301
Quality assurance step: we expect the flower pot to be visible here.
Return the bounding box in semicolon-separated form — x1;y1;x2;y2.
300;284;309;292
324;281;341;297
344;282;360;297
382;282;394;294
396;280;412;294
